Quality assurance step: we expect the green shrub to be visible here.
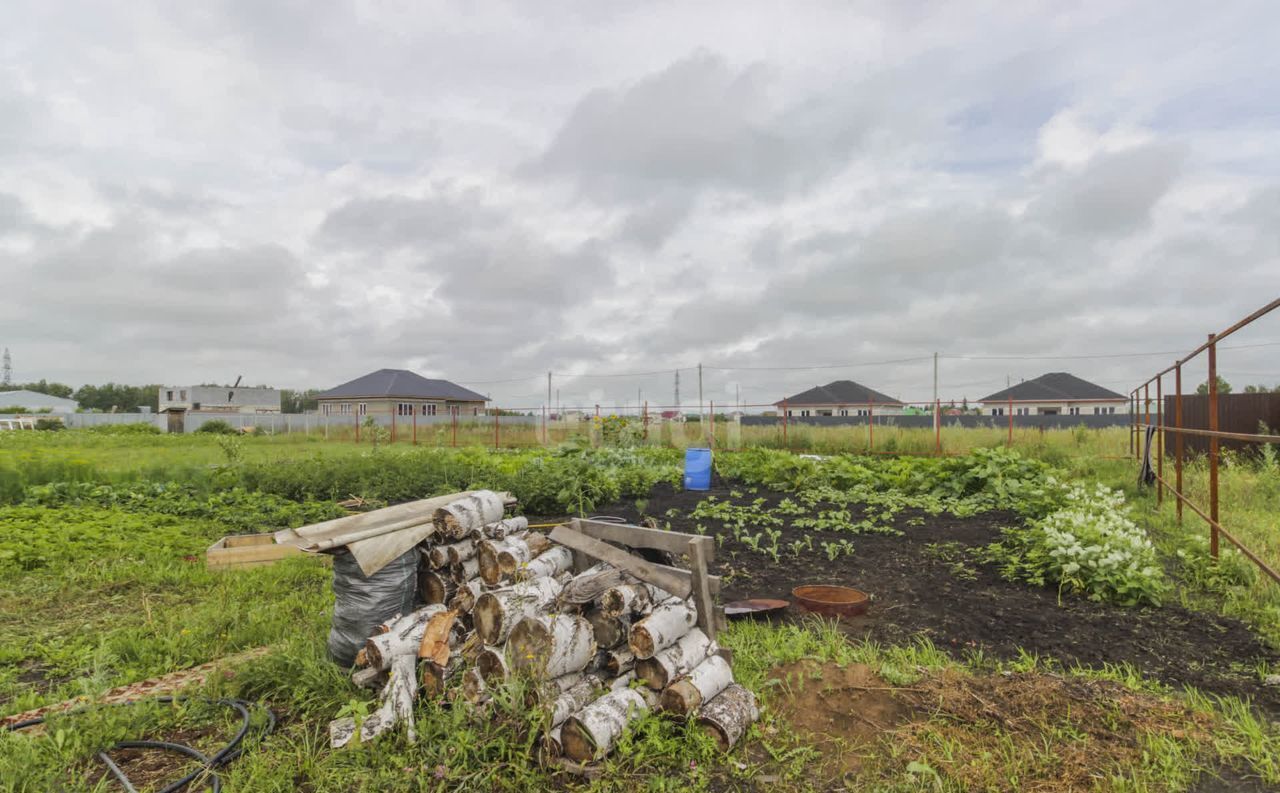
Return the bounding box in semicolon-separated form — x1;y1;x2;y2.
194;419;237;435
33;418;65;431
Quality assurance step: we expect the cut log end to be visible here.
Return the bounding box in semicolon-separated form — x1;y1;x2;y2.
628;627;656;660
559;720;598;764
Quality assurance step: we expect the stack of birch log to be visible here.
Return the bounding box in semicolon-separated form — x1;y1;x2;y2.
327;490;759;765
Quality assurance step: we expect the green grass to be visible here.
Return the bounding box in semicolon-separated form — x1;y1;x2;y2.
3;430;1280;791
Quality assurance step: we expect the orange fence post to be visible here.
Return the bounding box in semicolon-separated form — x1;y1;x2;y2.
1156;374;1163;506
1208;333;1219;558
451;407;458;448
709;401;715;449
1174;362;1184;524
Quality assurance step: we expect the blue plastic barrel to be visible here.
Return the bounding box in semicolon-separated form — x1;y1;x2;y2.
684;447;712;491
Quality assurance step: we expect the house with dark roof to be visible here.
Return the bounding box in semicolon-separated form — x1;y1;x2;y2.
978;373;1127;416
316;369;488;419
774;380;905;417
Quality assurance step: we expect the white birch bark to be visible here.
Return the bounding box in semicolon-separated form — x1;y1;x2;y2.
659;654;734;715
628;600;697;659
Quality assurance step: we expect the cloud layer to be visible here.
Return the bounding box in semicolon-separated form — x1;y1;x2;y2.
2;1;1278;407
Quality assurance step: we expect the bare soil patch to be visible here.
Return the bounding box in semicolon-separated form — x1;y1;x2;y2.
578;483;1280;715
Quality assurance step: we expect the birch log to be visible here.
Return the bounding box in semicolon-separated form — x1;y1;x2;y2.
364;605;445;670
559;562;627;606
497;533;552;576
697;683;758;751
601;582;670;618
419;569;453;605
476;645;508;683
628;600;697;659
561;688;650;762
508;613;597;678
585;609;630;649
462;666;489;704
434;490;507;539
548;674;604;728
481;515;528;540
420;657;462;698
450;557;479;584
330;652;419;748
634;628;714;690
659;655;734;715
541;725;563;759
605;648;635;677
427;545;451;569
515;545;573;581
449;579;484;614
443;539;478;566
477;538;517;585
473;576;563;645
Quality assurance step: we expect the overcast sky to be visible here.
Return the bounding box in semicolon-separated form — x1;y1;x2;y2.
2;1;1278;410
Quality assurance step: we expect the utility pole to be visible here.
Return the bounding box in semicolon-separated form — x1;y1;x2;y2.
547;372;552;414
637;387;642;415
736;383;741;412
933;352;938;407
674;370;680;412
1;348;10;387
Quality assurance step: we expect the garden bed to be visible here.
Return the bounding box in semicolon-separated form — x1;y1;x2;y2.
575;483;1280;715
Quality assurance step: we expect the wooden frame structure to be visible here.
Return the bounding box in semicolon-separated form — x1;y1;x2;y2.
550;518;725;641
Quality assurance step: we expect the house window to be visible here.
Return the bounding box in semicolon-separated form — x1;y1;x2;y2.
473;407;480;416
838;409;848;417
422;403;437;416
800;410;810;417
1110;407;1116;414
991;408;1004;416
180;390;187;401
322;403;330;416
397;402;413;416
166;390;174;401
358;403;367;416
339;403;351;415
1069;407;1080;416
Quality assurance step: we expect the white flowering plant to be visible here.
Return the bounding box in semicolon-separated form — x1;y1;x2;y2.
984;482;1167;606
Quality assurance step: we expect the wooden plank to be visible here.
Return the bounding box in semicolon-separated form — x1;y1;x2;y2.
574;519;713;561
688;537;717;641
551;524;720;599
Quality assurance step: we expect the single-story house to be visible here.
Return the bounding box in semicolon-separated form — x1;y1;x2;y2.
316;369;488;418
775;380;905;417
159;386;281;414
0;389;79;413
978;373;1127;416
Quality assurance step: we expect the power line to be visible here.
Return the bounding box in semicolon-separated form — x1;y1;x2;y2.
703;355;934;372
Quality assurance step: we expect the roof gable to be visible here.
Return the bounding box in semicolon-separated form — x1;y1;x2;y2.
776;379;903;407
979;372;1126;403
316;369;488;402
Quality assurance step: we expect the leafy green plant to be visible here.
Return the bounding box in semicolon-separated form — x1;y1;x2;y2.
194;419;238;435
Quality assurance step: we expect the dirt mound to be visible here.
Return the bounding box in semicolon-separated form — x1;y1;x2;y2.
765;659;916;775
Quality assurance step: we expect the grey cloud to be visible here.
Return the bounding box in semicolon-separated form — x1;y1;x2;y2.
1028;143;1187;238
317;191;498;252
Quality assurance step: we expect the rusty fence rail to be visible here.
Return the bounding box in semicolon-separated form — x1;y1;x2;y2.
1130;296;1280;585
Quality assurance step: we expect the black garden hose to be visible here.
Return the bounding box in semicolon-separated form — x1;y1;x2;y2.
5;696;274;792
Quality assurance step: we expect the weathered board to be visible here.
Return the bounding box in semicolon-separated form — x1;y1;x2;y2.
206;533;321;569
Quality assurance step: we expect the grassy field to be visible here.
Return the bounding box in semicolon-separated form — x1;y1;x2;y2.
1;428;1278;791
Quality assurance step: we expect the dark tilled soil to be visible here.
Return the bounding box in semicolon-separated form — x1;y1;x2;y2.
578;483;1280;716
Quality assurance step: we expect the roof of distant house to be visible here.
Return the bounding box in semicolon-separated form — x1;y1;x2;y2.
0;389;80;410
316;369;488;402
978;372;1126;403
775;380;904;407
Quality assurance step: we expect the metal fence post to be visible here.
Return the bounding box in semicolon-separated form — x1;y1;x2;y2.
391;408;397;444
494;408;500;449
642;401;648;443
451;407;458;448
1175;361;1184;524
1156;374;1163;505
412;409;417;445
1208;333;1220;558
1008;394;1013;446
355;413;360;444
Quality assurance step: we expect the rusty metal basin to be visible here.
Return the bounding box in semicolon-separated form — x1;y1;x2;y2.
791;585;869;617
